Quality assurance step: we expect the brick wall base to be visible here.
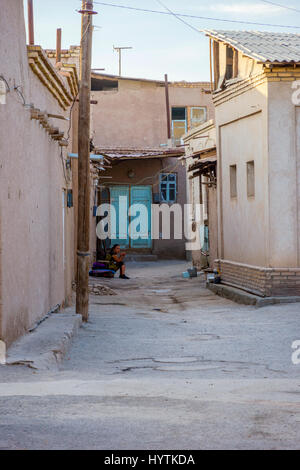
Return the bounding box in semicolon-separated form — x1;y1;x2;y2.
215;259;300;297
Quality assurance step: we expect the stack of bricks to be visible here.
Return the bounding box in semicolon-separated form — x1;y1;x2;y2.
214;259;300;297
45;46;80;60
264;66;300;83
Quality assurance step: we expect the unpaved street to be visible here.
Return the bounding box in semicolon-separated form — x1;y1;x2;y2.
0;261;300;450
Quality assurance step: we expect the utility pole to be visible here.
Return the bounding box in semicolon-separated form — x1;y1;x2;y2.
76;1;97;322
27;0;35;45
113;46;133;76
164;74;172;147
56;28;62;64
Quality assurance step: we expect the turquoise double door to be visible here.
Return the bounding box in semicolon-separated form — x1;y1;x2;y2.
110;185;152;249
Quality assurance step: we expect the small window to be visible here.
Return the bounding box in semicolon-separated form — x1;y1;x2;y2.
230;165;237;198
91;78;119;91
172;107;187;145
247;161;255;197
160;173;177;203
226;47;234;80
172;107;186;120
191;107;207;128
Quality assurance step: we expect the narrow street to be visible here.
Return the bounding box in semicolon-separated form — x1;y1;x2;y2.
0;261;299;450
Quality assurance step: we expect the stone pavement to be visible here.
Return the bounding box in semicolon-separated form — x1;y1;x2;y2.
0;260;300;450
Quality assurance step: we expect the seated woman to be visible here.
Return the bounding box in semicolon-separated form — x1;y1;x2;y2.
106;244;130;279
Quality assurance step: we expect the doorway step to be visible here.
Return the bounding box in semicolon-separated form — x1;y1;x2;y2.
125;252;158;262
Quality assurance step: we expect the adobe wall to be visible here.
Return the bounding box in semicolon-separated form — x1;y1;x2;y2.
0;1;75;345
91;78;214;149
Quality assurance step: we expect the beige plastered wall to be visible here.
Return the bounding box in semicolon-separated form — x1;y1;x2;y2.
267;80;300;268
215;72;300;270
91;78;214;148
215;80;269;267
0;0;76;345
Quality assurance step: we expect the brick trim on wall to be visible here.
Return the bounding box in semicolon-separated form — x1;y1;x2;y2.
215;259;300;297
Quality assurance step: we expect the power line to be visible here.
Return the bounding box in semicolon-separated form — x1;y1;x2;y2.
260;0;300;14
155;0;201;34
92;1;300;29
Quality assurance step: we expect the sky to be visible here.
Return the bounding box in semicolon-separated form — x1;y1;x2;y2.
23;0;300;82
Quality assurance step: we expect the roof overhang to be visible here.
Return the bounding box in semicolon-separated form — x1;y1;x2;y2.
204;29;300;65
192;146;217;159
188;155;217;174
93;147;185;161
27;46;78;110
91;72;211;89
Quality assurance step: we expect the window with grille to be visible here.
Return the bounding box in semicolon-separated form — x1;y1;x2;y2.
160;173;177;203
191;107;207;128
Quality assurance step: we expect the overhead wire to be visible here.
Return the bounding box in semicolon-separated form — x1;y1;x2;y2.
155;0;201;34
260;0;300;14
91;1;300;29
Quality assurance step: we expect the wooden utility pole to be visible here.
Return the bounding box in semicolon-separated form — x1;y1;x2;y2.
56;28;62;64
27;0;35;45
164;74;172;147
76;1;96;322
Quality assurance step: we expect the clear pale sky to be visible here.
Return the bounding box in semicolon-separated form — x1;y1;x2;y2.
23;0;300;81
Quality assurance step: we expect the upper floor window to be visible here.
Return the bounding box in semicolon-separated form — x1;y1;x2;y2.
172;107;187;146
160;173;177;203
190;107;207;129
226;47;234;80
171;106;207;146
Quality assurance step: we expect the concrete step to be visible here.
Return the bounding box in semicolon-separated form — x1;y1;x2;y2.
6;311;82;370
207;282;300;308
